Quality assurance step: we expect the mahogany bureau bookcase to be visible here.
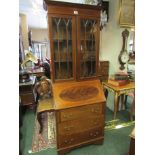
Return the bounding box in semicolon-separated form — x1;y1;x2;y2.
39;1;107;154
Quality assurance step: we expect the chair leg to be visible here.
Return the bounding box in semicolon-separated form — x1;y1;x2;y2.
37;112;43;133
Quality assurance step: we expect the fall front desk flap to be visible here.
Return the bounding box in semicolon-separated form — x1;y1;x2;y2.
52;79;106;110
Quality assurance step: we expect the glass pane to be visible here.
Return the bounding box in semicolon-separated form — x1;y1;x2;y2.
52;17;73;80
80;19;97;78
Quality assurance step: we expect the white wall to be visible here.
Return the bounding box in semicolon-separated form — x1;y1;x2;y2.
19;14;29;50
31;28;48;42
31;28;51;59
99;0;133;75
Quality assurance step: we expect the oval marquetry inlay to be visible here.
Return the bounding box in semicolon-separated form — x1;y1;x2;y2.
59;86;99;101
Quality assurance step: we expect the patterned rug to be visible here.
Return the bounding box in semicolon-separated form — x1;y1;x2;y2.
31;112;56;153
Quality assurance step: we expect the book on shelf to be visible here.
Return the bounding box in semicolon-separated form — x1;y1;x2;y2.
108;79;129;86
110;74;129;81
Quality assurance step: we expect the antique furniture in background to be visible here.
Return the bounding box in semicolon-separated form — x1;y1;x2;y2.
26;67;45;78
102;81;135;119
19;50;39;82
44;0;101;83
21;50;38;68
19;75;37;107
118;29;130;70
98;61;109;82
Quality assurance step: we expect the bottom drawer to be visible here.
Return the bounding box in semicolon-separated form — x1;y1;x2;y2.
58;127;103;148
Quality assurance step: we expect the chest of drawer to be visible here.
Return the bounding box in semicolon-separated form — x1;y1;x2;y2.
58;103;104;122
58;127;103;148
58;115;104;135
20;92;35;105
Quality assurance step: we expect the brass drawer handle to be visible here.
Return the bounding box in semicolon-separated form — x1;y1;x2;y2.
64;126;74;131
64;138;74;144
64;140;68;144
63;113;73;118
95;131;99;135
93;121;99;125
68;114;73;117
91;108;99;113
70;138;74;142
89;131;99;137
69;138;74;144
63;115;67;118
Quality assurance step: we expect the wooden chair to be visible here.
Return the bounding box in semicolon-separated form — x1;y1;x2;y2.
37;98;55;133
34;76;54;133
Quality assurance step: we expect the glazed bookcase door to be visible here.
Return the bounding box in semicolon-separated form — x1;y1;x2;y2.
78;17;99;80
49;15;76;82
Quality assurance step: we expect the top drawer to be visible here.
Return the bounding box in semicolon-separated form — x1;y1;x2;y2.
19;85;33;93
58;103;104;122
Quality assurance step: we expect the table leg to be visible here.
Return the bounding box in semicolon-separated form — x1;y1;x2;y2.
114;92;119;120
104;89;108;99
124;95;128;109
130;96;135;121
121;94;125;110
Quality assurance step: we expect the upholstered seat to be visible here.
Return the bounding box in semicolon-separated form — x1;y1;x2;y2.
37;98;54;113
34;76;53;133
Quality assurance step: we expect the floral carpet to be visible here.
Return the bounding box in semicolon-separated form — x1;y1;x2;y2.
31;112;56;153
